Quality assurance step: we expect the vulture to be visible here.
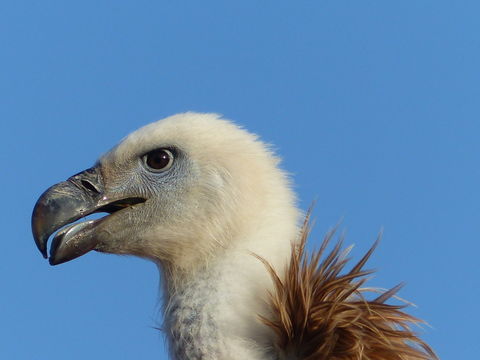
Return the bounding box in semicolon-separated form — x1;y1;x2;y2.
32;113;437;360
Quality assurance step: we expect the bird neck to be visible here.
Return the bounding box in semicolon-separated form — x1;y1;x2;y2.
161;256;272;359
161;216;299;360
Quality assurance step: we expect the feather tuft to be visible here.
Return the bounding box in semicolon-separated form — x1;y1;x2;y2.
257;211;438;360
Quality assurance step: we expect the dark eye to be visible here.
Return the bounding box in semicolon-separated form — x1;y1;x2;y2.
143;149;174;172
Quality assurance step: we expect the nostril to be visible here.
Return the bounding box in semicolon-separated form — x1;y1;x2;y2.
81;180;101;194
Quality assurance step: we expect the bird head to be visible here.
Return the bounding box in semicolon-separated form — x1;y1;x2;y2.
32;113;294;269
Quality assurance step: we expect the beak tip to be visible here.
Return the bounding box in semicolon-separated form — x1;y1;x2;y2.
33;235;48;259
48;256;60;266
33;232;49;259
32;201;51;260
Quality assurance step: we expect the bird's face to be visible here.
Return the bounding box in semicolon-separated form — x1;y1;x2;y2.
32;113;267;267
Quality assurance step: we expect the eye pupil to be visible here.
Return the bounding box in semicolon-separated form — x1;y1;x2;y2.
144;149;173;171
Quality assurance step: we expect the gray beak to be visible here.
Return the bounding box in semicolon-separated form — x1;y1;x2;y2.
31;167;145;265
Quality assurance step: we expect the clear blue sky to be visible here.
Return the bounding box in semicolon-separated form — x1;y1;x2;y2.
1;1;478;359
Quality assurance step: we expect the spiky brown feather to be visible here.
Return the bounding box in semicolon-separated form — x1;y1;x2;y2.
257;213;438;360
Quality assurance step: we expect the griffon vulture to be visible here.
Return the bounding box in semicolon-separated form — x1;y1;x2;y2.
32;113;437;360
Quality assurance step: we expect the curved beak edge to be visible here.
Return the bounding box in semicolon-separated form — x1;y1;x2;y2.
32;169;103;264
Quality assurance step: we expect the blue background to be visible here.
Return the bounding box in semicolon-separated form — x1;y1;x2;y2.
1;1;478;359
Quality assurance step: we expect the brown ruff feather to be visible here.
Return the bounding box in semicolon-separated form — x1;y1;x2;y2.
257;212;438;360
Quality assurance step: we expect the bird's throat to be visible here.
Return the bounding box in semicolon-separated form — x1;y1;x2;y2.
162;251;279;360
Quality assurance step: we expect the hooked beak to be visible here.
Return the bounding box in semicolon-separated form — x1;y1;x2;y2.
32;167;145;265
